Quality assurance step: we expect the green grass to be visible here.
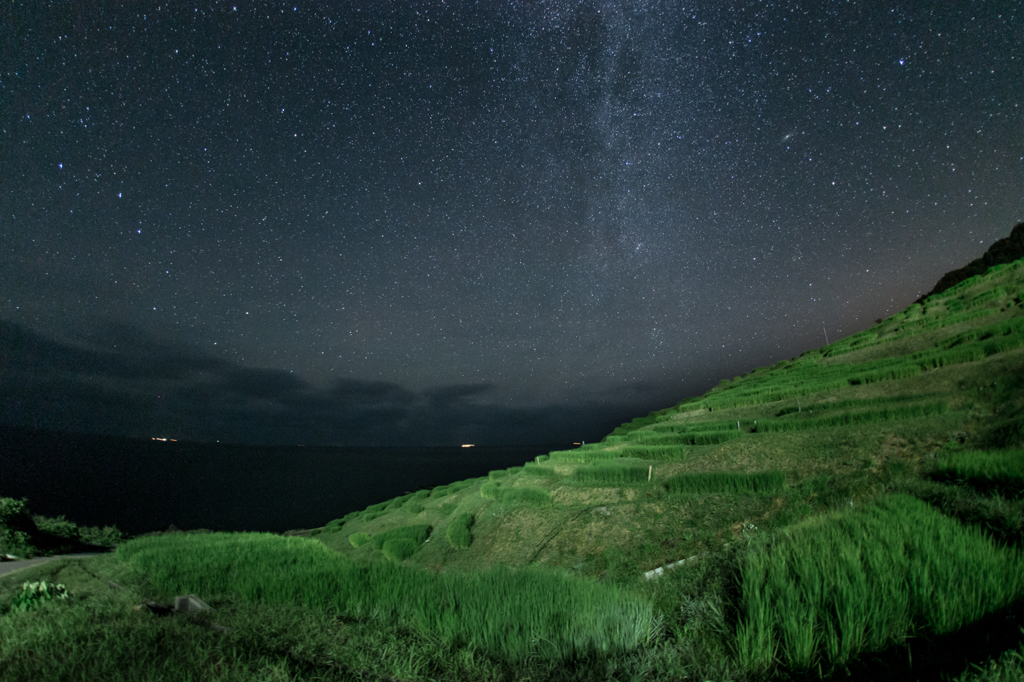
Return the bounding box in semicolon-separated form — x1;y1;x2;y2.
735;494;1024;674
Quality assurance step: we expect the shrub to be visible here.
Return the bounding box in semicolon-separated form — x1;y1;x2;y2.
9;580;71;613
77;525;125;548
348;532;371;548
446;513;474;549
32;515;78;539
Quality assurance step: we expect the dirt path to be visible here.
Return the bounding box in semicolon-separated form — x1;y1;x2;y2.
0;553;104;579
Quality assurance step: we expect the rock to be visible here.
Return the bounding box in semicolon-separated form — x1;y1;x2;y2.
173;594;211;614
143;600;173;616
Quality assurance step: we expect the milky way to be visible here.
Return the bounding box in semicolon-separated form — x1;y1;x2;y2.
2;1;1022;445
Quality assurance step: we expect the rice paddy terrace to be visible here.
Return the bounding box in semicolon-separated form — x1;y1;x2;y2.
323;258;1024;578
3;258;1024;681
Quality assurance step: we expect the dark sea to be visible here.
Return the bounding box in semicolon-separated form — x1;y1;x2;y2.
0;429;561;536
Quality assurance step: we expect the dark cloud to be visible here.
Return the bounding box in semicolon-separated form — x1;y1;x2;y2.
0;320;628;446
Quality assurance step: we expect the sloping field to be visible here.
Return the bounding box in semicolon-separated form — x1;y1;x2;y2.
3;257;1024;681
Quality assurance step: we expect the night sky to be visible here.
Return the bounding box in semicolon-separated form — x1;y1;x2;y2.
2;1;1022;447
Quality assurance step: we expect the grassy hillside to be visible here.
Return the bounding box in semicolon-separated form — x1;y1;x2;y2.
3;257;1024;681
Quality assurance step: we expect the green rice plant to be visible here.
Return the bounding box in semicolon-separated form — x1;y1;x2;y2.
364;501;389;514
381;538;418;563
361;511;385;522
386;494;413;511
757;403;949;433
446;512;474;549
665;471;785;495
774;394;935;417
936;448;1024;494
404;502;425;515
413;489;430;499
348;532;371;548
522;462;558;478
429;485;452;498
439;502;457;516
370;525;432;551
622;444;688;461
480;481;502;500
448;480;476;494
115;532;653;661
488;469;510;480
940;317;1024;349
652;419;739;434
949;638;1024;682
918;307;997;331
627;430;690;444
580;449;624;462
735;494;1024;675
572;462;651;485
966;286;1009;309
549;448;620;463
609;413;670;436
536;454;550;462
